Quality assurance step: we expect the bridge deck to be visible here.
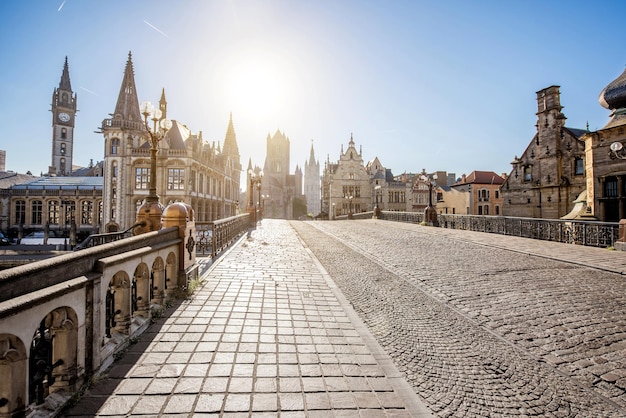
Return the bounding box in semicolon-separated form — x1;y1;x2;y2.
64;219;626;417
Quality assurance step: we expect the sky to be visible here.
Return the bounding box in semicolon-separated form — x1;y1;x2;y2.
1;0;625;187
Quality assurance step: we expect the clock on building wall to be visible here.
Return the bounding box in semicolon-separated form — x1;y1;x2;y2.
58;112;70;123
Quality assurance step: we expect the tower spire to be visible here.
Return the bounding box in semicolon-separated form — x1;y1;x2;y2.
159;87;167;119
113;51;142;122
222;112;240;157
59;56;72;91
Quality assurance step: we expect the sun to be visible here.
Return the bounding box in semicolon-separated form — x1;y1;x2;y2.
217;45;294;128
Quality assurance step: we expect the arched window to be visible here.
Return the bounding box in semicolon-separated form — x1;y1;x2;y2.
61;128;67;139
111;138;120;155
60;158;66;174
31;200;43;224
60;143;66;155
15;200;25;224
112;161;118;178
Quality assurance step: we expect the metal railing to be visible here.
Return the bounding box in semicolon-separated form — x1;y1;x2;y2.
73;221;144;250
196;213;250;258
377;211;620;248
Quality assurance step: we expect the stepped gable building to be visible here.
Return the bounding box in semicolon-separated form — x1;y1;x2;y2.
365;157;412;212
501;86;587;219
303;142;321;216
579;67;626;222
100;52;241;232
322;134;372;218
49;57;77;176
257;130;302;219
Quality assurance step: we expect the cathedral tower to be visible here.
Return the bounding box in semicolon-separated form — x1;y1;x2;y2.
50;57;77;176
304;142;321;216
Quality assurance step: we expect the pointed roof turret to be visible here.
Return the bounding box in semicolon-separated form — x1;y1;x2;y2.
159;88;167;119
59;56;72;91
113;52;143;122
308;141;317;165
222;112;240;157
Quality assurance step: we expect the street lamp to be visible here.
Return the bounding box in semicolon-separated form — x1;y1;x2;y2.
135;100;172;233
420;174;438;226
610;142;626;159
248;169;263;225
373;185;382;218
345;194;354;219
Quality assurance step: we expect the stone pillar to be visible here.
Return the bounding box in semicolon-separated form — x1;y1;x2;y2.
616;219;626;251
162;203;197;287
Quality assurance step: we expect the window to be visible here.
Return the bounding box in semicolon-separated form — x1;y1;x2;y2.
495;206;500;215
168;168;185;190
15;200;25;224
495;190;499;199
523;166;532;182
48;201;60;224
60;143;66;155
574;157;584;175
31;200;43;225
60;158;66;174
605;177;618;198
135;167;149;189
61;128;67;139
81;201;93;224
112;162;118;178
111;138;120;155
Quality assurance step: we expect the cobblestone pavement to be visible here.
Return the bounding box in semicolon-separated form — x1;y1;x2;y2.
292;219;626;417
63;219;431;417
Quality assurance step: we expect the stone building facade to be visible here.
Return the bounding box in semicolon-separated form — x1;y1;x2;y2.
100;53;241;231
322;135;372;218
579;68;626;222
501;86;587;219
450;171;505;215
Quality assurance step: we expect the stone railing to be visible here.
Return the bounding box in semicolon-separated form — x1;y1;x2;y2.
196;213;250;258
377;211;620;248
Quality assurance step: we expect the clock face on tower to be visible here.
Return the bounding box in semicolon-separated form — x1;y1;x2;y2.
58;112;70;123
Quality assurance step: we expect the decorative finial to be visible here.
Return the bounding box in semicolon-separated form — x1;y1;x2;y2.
586;121;590;132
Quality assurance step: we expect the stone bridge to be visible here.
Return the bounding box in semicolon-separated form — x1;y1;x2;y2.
3;216;626;417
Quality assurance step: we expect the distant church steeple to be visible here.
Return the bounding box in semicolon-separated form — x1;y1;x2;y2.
113;52;142;122
222;112;240;157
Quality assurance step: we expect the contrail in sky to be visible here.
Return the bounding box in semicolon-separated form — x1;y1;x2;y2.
144;20;169;38
80;86;98;96
57;0;66;11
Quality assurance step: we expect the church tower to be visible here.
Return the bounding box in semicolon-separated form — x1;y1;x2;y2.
100;52;146;231
304;142;321;216
50;57;77;176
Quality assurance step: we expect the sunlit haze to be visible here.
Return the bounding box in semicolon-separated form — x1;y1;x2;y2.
1;0;625;186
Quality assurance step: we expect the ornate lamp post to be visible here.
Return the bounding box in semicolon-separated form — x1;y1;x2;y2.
135;100;172;234
421;173;438;226
248;169;263;225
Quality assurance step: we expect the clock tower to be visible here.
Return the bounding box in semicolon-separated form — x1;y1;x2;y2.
49;56;77;176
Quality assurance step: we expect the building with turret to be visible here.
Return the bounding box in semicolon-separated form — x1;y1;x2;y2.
579;68;626;222
100;53;241;232
501;86;587;218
